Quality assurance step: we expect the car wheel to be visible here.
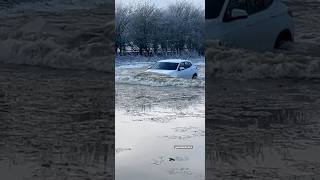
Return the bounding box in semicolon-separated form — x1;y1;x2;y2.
192;74;197;79
274;29;293;49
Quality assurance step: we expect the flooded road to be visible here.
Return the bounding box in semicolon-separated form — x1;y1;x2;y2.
206;80;320;179
0;2;115;179
116;85;205;180
0;64;114;180
115;57;205;180
205;1;320;178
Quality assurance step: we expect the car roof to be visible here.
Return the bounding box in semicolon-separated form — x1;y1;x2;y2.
158;59;190;63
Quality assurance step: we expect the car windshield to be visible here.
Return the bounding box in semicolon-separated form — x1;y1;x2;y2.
151;62;179;70
205;0;225;19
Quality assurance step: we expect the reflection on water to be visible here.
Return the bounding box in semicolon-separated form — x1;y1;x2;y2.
206;80;320;179
116;84;205;180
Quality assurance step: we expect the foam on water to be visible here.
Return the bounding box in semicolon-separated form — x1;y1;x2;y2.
0;0;114;73
206;43;320;80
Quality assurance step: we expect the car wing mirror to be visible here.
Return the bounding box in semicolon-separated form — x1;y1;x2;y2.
179;67;185;71
231;9;248;19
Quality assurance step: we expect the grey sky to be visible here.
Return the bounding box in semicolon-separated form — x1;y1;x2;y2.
116;0;204;9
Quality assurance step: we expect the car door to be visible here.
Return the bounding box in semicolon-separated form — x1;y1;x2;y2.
189;62;197;78
184;62;193;78
177;62;186;78
244;0;277;50
262;0;291;49
221;0;253;48
178;61;193;78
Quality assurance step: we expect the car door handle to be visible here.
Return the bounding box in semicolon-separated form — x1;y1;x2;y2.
270;15;277;18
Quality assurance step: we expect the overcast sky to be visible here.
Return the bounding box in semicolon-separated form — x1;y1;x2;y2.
116;0;204;9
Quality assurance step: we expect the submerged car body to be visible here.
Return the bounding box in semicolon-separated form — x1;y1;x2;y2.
146;59;199;79
206;0;294;51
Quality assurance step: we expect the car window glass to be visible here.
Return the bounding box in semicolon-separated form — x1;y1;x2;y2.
152;62;179;70
264;0;273;8
186;62;190;68
224;0;247;21
179;62;185;69
184;62;189;69
187;62;192;68
205;0;226;19
246;0;265;15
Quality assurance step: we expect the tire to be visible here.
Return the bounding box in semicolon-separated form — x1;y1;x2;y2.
274;30;293;49
192;74;197;79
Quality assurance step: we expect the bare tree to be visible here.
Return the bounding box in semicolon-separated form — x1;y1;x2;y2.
128;3;159;55
115;0;204;56
115;5;131;55
167;1;204;54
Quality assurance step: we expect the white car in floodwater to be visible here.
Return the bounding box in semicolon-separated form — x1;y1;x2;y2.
146;59;199;79
206;0;294;50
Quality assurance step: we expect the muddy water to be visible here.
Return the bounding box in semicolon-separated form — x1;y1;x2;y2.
0;64;114;180
206;79;320;179
206;0;320;177
115;82;205;180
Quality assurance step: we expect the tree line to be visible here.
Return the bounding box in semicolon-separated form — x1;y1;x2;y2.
115;1;205;56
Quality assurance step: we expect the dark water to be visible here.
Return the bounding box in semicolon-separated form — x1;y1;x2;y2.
206;0;320;177
206;79;320;179
0;65;114;180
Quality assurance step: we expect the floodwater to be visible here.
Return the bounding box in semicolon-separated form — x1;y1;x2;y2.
115;57;205;180
205;0;320;179
206;80;320;179
0;65;114;180
0;2;115;179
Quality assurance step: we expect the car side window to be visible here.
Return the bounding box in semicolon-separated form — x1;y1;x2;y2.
246;0;266;15
183;62;189;69
205;0;226;19
264;0;273;8
224;0;247;21
179;62;185;69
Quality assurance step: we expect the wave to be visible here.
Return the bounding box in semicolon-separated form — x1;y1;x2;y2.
0;0;113;11
0;38;114;72
116;71;205;88
0;3;114;73
206;42;320;80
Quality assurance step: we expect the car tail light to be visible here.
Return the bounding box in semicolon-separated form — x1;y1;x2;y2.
288;9;293;17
